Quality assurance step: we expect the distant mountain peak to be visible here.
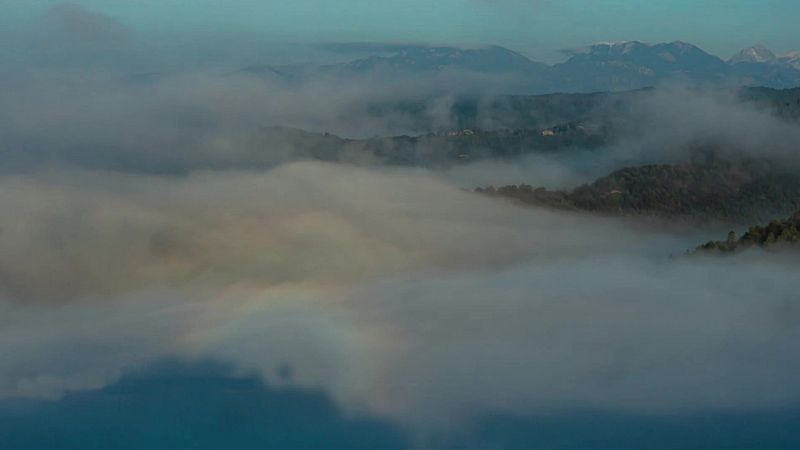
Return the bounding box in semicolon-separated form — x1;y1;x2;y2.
729;44;777;64
242;40;800;93
583;40;646;53
567;40;719;65
337;44;546;75
669;40;696;49
577;40;705;58
780;51;800;70
593;40;645;47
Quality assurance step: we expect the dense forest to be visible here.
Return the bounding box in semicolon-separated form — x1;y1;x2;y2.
477;160;800;223
737;86;800;120
695;210;800;253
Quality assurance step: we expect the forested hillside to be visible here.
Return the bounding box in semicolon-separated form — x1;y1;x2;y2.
695;211;800;253
477;161;800;223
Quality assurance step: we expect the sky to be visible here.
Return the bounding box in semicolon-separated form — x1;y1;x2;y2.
2;0;800;62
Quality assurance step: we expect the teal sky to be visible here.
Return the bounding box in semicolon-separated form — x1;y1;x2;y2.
4;0;800;62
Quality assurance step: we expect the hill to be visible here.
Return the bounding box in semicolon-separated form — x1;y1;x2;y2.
695;211;800;253
264;121;614;166
338;86;800;135
477;161;800;223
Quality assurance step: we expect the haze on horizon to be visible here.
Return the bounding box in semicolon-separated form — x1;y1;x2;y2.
2;0;800;65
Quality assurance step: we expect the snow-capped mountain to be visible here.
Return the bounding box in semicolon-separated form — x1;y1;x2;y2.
241;45;547;81
547;40;731;91
336;45;548;74
548;41;800;90
241;41;800;93
781;52;800;70
729;44;800;70
729;45;778;64
726;45;800;88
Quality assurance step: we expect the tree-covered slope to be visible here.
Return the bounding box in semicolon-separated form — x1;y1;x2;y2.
477;161;800;223
696;211;800;253
266;121;614;166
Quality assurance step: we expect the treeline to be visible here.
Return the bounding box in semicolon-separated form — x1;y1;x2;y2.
696;211;800;253
266;86;800;169
270;121;614;167
737;86;800;120
369;86;800;133
477;161;800;223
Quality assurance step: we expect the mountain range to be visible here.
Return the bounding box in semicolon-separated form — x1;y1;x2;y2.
241;41;800;93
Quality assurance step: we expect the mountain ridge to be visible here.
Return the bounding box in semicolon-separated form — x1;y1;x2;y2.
242;41;800;93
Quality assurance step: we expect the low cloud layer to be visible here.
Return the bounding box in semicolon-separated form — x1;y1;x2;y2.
1;163;799;434
2;5;800;441
612;85;800;166
0;163;647;303
3;71;800;184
